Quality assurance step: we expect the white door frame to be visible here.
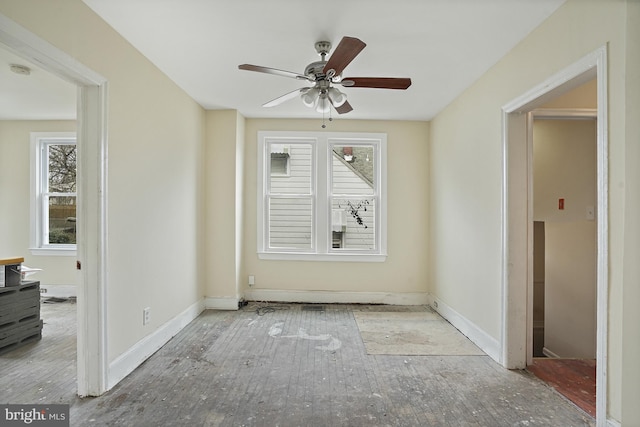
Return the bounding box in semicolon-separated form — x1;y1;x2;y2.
0;14;109;396
501;46;608;425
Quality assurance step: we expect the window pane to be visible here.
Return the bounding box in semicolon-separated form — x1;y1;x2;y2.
48;196;76;244
332;198;376;250
269;143;312;194
331;145;374;195
331;145;375;195
48;144;77;193
268;196;312;249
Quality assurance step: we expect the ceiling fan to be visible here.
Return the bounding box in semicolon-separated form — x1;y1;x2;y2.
238;36;412;116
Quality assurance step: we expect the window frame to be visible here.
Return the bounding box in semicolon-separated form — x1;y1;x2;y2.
30;132;77;256
257;131;387;262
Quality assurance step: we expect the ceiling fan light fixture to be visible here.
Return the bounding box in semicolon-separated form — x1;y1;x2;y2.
301;87;319;108
328;87;347;107
315;94;330;114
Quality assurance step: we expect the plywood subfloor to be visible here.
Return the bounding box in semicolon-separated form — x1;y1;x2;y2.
354;309;485;356
527;358;596;417
1;302;595;426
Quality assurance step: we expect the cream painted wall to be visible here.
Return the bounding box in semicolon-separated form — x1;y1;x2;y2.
205;110;244;302
533;119;597;222
544;220;597;358
541;78;597;109
429;0;636;422
241;119;429;298
234;113;246;304
0;1;206;363
0;120;77;287
622;1;640;423
533;119;597;359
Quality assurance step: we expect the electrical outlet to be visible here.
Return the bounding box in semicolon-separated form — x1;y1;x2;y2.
40;288;47;294
433;301;438;308
248;275;255;287
143;307;151;325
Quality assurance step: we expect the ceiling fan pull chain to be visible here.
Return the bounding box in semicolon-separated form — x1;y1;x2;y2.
322;103;334;128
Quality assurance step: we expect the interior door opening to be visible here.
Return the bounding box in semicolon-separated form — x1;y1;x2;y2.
528;112;598;417
1;12;109;396
502;45;608;425
0;44;79;401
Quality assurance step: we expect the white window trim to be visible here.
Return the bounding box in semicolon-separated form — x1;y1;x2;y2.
257;131;387;262
30;132;77;256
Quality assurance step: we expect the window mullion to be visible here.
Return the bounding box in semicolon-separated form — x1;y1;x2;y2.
315;137;328;254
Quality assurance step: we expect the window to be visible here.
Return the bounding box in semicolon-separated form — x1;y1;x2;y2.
258;131;387;262
30;132;77;255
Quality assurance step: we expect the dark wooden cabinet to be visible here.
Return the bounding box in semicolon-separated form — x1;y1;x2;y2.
0;281;43;355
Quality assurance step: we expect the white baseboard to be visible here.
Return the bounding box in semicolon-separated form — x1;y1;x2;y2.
107;299;205;390
39;284;76;299
542;347;561;359
204;296;240;310
607;418;621;427
243;289;429;306
427;294;501;363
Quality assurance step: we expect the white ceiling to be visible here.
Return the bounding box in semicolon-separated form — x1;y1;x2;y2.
2;0;567;121
0;47;76;120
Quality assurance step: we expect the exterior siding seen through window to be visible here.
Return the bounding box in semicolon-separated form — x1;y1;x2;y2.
258;131;387;262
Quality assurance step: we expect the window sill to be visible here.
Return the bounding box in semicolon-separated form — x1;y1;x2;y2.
30;247;77;257
258;252;387;263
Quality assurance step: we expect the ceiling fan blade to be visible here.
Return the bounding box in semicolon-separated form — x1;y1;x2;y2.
263;87;311;108
239;64;311;81
323;36;366;77
331;99;353;114
340;77;412;90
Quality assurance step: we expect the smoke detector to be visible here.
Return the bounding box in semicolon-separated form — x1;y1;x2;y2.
10;64;31;75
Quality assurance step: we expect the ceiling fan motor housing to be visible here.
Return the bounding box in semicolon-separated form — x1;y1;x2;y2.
305;40;333;80
304;61;329;80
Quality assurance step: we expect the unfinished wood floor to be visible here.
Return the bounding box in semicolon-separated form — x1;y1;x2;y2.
527;358;597;417
0;297;77;405
1;302;595;426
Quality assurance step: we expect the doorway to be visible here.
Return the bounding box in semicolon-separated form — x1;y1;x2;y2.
0;13;108;396
0;44;79;399
529;112;598;417
501;46;608;425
